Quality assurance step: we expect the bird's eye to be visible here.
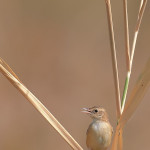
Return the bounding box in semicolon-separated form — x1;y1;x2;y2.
94;109;98;113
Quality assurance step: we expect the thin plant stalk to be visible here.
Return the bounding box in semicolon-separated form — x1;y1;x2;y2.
123;0;130;71
111;1;147;149
119;57;150;128
112;58;150;150
0;61;83;150
110;125;120;150
121;0;147;113
113;53;150;150
130;0;147;67
105;0;121;118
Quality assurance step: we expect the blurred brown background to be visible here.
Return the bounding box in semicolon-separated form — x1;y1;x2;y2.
0;0;150;150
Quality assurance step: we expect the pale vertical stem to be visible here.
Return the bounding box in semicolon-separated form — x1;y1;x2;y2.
121;0;131;114
121;0;147;113
105;0;121;118
123;0;130;71
0;63;83;150
130;0;147;67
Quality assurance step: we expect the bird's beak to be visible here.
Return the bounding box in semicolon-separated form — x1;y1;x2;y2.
81;108;91;114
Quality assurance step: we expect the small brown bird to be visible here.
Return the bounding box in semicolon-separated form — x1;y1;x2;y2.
82;106;113;150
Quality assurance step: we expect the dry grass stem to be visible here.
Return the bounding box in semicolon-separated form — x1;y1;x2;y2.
123;0;130;71
112;1;148;149
110;125;120;150
130;0;147;67
0;1;148;150
111;125;123;150
118;128;123;150
0;57;21;82
0;59;83;150
121;0;147;113
120;58;150;128
105;0;121;118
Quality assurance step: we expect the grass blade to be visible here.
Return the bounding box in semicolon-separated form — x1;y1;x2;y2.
121;0;147;113
105;0;121;118
0;59;83;150
119;58;150;128
130;0;147;68
123;0;130;71
0;57;21;82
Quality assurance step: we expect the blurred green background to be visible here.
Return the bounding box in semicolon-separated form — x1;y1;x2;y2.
0;0;150;150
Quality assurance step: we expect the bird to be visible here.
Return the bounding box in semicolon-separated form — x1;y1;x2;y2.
82;106;113;150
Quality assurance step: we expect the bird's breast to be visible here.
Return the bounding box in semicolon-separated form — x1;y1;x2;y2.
86;121;112;150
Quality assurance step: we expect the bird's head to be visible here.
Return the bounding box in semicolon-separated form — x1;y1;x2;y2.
82;106;108;121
